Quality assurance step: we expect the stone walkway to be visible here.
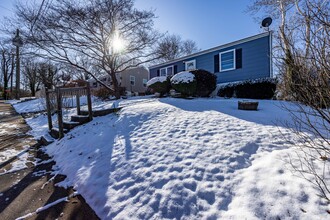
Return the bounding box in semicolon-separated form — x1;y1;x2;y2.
0;101;99;220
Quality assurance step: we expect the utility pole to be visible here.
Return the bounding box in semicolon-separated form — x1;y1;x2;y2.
12;29;23;100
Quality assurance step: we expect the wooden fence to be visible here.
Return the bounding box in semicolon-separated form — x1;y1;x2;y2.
45;84;93;139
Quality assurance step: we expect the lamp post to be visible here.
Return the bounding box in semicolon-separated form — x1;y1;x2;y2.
12;29;23;100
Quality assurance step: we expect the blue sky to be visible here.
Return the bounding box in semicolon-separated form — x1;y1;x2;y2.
135;0;263;49
0;0;264;50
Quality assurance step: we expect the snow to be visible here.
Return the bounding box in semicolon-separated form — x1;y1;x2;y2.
146;76;167;87
0;145;31;175
23;96;156;140
222;148;327;219
10;98;45;113
20;97;328;219
170;71;195;84
15;192;79;220
12;96;94;114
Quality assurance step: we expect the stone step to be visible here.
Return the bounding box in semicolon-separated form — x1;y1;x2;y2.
71;115;91;124
49;128;69;139
63;121;80;130
38;135;54;146
80;107;122;117
49;128;60;139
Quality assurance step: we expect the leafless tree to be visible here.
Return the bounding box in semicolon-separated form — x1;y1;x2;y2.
285;48;330;202
248;0;296;97
37;62;60;89
21;58;41;96
14;0;161;99
0;43;14;99
249;0;330;201
155;34;199;63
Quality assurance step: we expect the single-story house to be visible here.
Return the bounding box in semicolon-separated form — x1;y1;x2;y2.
149;32;273;84
89;66;149;94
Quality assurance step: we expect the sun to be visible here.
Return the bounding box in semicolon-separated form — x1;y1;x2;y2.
112;32;126;53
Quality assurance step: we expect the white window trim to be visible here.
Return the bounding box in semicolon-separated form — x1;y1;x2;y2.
159;65;174;77
219;49;236;72
185;59;196;71
130;75;135;86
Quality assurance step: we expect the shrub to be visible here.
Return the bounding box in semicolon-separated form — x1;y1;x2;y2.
170;71;197;97
217;86;235;98
93;87;112;100
146;76;171;97
217;78;277;99
190;69;217;97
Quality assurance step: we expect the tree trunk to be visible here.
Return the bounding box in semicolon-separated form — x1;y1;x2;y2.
279;0;294;98
110;70;120;99
30;82;36;96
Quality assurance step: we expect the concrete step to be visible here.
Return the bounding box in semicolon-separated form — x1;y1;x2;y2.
49;128;69;139
80;107;122;117
38;135;54;146
63;121;80;130
49;128;60;139
71;115;91;124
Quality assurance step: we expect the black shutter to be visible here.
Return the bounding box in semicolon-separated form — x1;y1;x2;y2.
174;65;178;74
157;69;160;76
236;48;242;69
214;54;219;73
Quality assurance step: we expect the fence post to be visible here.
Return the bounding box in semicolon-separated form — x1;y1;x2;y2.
45;87;53;131
56;87;64;139
76;93;81;115
86;83;93;121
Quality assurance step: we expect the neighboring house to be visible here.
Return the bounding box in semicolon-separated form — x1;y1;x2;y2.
149;32;272;84
89;66;149;93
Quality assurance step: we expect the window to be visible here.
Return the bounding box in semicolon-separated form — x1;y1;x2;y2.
185;60;196;71
159;66;174;77
220;49;235;72
130;75;135;86
143;79;148;87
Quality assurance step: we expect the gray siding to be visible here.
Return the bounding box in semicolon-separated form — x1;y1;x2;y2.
149;34;271;84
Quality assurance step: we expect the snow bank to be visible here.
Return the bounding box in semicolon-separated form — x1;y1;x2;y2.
222;148;329;219
12;96;97;114
146;76;167;87
170;71;195;84
13;98;46;113
38;98;330;219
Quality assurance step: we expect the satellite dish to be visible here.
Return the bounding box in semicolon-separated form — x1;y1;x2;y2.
261;17;272;28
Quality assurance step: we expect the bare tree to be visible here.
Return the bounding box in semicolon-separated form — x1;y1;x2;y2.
0;43;14;99
21;58;41;96
285;50;330;202
250;0;330;201
37;62;60;89
248;0;296;97
14;0;161;99
155;34;199;63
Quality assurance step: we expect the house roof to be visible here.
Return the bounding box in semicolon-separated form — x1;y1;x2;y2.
149;32;271;69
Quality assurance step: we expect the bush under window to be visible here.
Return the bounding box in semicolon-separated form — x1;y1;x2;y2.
217;78;277;99
190;69;217;97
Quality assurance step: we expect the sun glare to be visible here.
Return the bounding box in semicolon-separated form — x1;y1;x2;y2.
112;32;126;53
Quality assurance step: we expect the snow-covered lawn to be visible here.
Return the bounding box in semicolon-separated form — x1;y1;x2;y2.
17;97;330;219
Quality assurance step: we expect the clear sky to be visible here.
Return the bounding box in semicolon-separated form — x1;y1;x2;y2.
135;0;263;50
0;0;265;50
